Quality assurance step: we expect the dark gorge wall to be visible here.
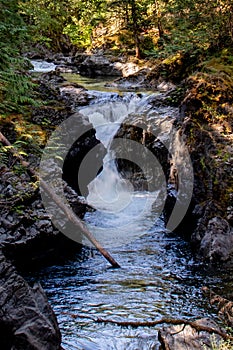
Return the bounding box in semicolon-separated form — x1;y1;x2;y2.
0;70;106;349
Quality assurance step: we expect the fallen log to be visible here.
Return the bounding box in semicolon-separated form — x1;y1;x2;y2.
0;131;120;268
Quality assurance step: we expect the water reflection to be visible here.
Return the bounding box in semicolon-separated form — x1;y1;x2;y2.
24;221;233;350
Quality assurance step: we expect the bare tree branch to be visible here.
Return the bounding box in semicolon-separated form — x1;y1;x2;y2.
63;312;233;341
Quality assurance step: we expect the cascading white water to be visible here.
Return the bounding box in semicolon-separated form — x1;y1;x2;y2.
30;60;57;73
81;96;139;210
79;93;162;247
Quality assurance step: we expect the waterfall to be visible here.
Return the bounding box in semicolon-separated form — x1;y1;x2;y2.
78;93;161;247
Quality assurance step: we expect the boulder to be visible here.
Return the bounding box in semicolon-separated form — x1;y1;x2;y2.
105;68;151;90
114;118;171;191
59;83;94;108
158;318;224;350
191;201;224;245
199;217;233;264
78;55;122;77
0;252;61;350
117;61;141;77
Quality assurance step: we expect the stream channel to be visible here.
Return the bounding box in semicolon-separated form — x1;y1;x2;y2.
28;62;233;350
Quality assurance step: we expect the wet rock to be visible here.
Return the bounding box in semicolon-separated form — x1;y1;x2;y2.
105;68;151;90
40;70;66;86
51;54;74;66
163;185;177;225
64;182;94;217
113;106;178;193
0;251;61;350
158;318;224;350
56;65;78;73
78;54;122;77
191;201;224;243
59;83;94;108
106;68;178;92
113;61;141;77
31;74;85;127
72;53;89;66
199;217;233;264
62;112;106;196
157;81;176;93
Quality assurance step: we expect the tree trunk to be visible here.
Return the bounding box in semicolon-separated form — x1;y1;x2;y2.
129;0;141;59
158;19;164;38
155;0;164;38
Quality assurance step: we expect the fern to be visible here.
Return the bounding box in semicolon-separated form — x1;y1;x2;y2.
0;66;38;112
0;0;38;112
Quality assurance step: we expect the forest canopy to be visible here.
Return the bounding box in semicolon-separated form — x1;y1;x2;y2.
18;0;233;56
0;0;232;112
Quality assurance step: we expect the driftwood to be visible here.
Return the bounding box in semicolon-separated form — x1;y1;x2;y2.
63;312;233;342
0;131;120;268
202;286;233;328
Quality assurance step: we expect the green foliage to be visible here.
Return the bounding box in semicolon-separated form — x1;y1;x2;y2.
19;0;106;49
0;0;38;112
18;0;233;61
19;0;68;47
203;334;233;350
0;144;9;165
0;140;27;167
166;86;186;106
201;50;233;77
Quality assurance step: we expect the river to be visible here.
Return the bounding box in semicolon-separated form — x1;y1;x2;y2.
27;65;233;349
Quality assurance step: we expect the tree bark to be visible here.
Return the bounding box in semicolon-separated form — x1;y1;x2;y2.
155;1;164;38
129;0;141;59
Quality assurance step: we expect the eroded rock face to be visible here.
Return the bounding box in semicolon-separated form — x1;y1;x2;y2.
61;112;106;196
178;73;233;264
0;252;61;350
0;69;106;349
113;106;178;191
0;164;88;269
158;318;223;350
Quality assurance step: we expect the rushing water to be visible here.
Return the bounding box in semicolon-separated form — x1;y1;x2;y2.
30;60;57;73
26;231;233;350
78;93;164;248
27;67;233;349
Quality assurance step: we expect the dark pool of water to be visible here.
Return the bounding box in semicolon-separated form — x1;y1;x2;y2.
25;218;233;350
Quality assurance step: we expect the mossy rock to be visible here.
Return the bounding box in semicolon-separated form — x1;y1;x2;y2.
180;68;233;216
